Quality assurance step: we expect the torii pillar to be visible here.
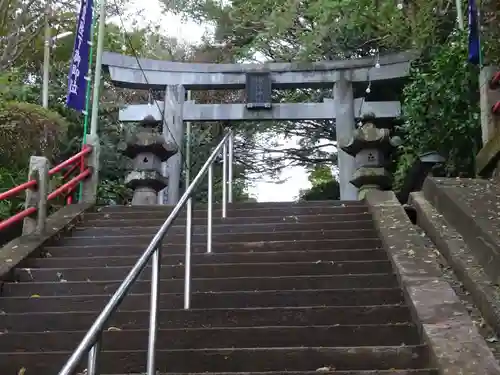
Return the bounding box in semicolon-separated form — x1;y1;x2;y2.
334;72;358;200
161;85;185;205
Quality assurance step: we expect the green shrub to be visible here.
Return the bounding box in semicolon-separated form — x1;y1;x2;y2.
394;32;482;189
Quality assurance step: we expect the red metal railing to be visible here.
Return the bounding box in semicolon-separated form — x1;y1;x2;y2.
490;71;500;90
0;146;93;231
49;146;92;176
48;168;92;201
493;101;500;115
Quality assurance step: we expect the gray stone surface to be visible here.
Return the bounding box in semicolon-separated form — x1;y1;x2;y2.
162;85;185;205
102;50;416;90
130;152;163;171
81;134;100;204
339;121;392;156
351;167;391;189
366;190;500;375
119;100;401;122
410;191;500;338
423;177;500;284
23;156;49;235
355;149;384;168
334;73;357;200
131;186;159;205
120;131;177;161
121;113;178;206
340;118;393;197
125;170;168;193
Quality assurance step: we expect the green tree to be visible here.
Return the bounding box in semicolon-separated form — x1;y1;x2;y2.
298;165;340;201
0;2;182;211
162;0;500;190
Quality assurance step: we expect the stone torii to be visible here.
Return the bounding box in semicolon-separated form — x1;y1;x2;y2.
102;50;416;204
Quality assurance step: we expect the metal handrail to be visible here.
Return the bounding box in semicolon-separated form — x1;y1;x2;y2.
58;130;234;375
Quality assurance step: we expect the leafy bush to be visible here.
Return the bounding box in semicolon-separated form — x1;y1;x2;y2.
0;101;69;169
394;32;482;188
0;167;28;219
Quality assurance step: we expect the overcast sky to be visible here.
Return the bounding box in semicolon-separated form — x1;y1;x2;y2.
123;0;312;202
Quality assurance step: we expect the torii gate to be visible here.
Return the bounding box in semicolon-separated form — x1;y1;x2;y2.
102;51;415;203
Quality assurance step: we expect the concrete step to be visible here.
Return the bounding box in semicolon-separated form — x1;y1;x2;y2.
82;213;373;227
56;229;379;247
0;345;430;373
0;324;421;352
0;305;413;332
42;238;383;257
96;200;366;213
21;249;389;268
2;273;399;297
89;205;370;219
0;288;405;313
12;260;394;282
422;177;500;285
108;371;439;375
73;220;374;236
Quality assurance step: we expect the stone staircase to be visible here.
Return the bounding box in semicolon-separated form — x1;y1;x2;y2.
0;201;439;374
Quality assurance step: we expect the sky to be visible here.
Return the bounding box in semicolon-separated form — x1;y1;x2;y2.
123;0;312;202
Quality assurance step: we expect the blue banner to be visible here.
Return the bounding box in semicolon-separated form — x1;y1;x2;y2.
468;0;480;65
66;0;94;112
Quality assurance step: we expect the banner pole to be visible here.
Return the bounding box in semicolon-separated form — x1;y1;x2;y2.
77;1;97;202
89;0;106;137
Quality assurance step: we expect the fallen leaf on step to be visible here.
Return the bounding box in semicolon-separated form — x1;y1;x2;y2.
107;326;121;331
17;367;26;375
30;294;40;298
316;367;334;372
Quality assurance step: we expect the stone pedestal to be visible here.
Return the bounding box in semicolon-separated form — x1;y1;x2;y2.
120;115;178;205
339;113;393;199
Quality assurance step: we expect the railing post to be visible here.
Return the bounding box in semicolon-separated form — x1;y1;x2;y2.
81;134;100;204
184;208;192;310
207;164;213;254
184;89;193;303
222;141;227;218
147;246;161;375
87;335;102;375
228;130;234;204
184;193;193;310
23;156;49;235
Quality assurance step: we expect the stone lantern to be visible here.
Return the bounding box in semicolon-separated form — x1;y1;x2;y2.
119;115;178;205
339;113;395;199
